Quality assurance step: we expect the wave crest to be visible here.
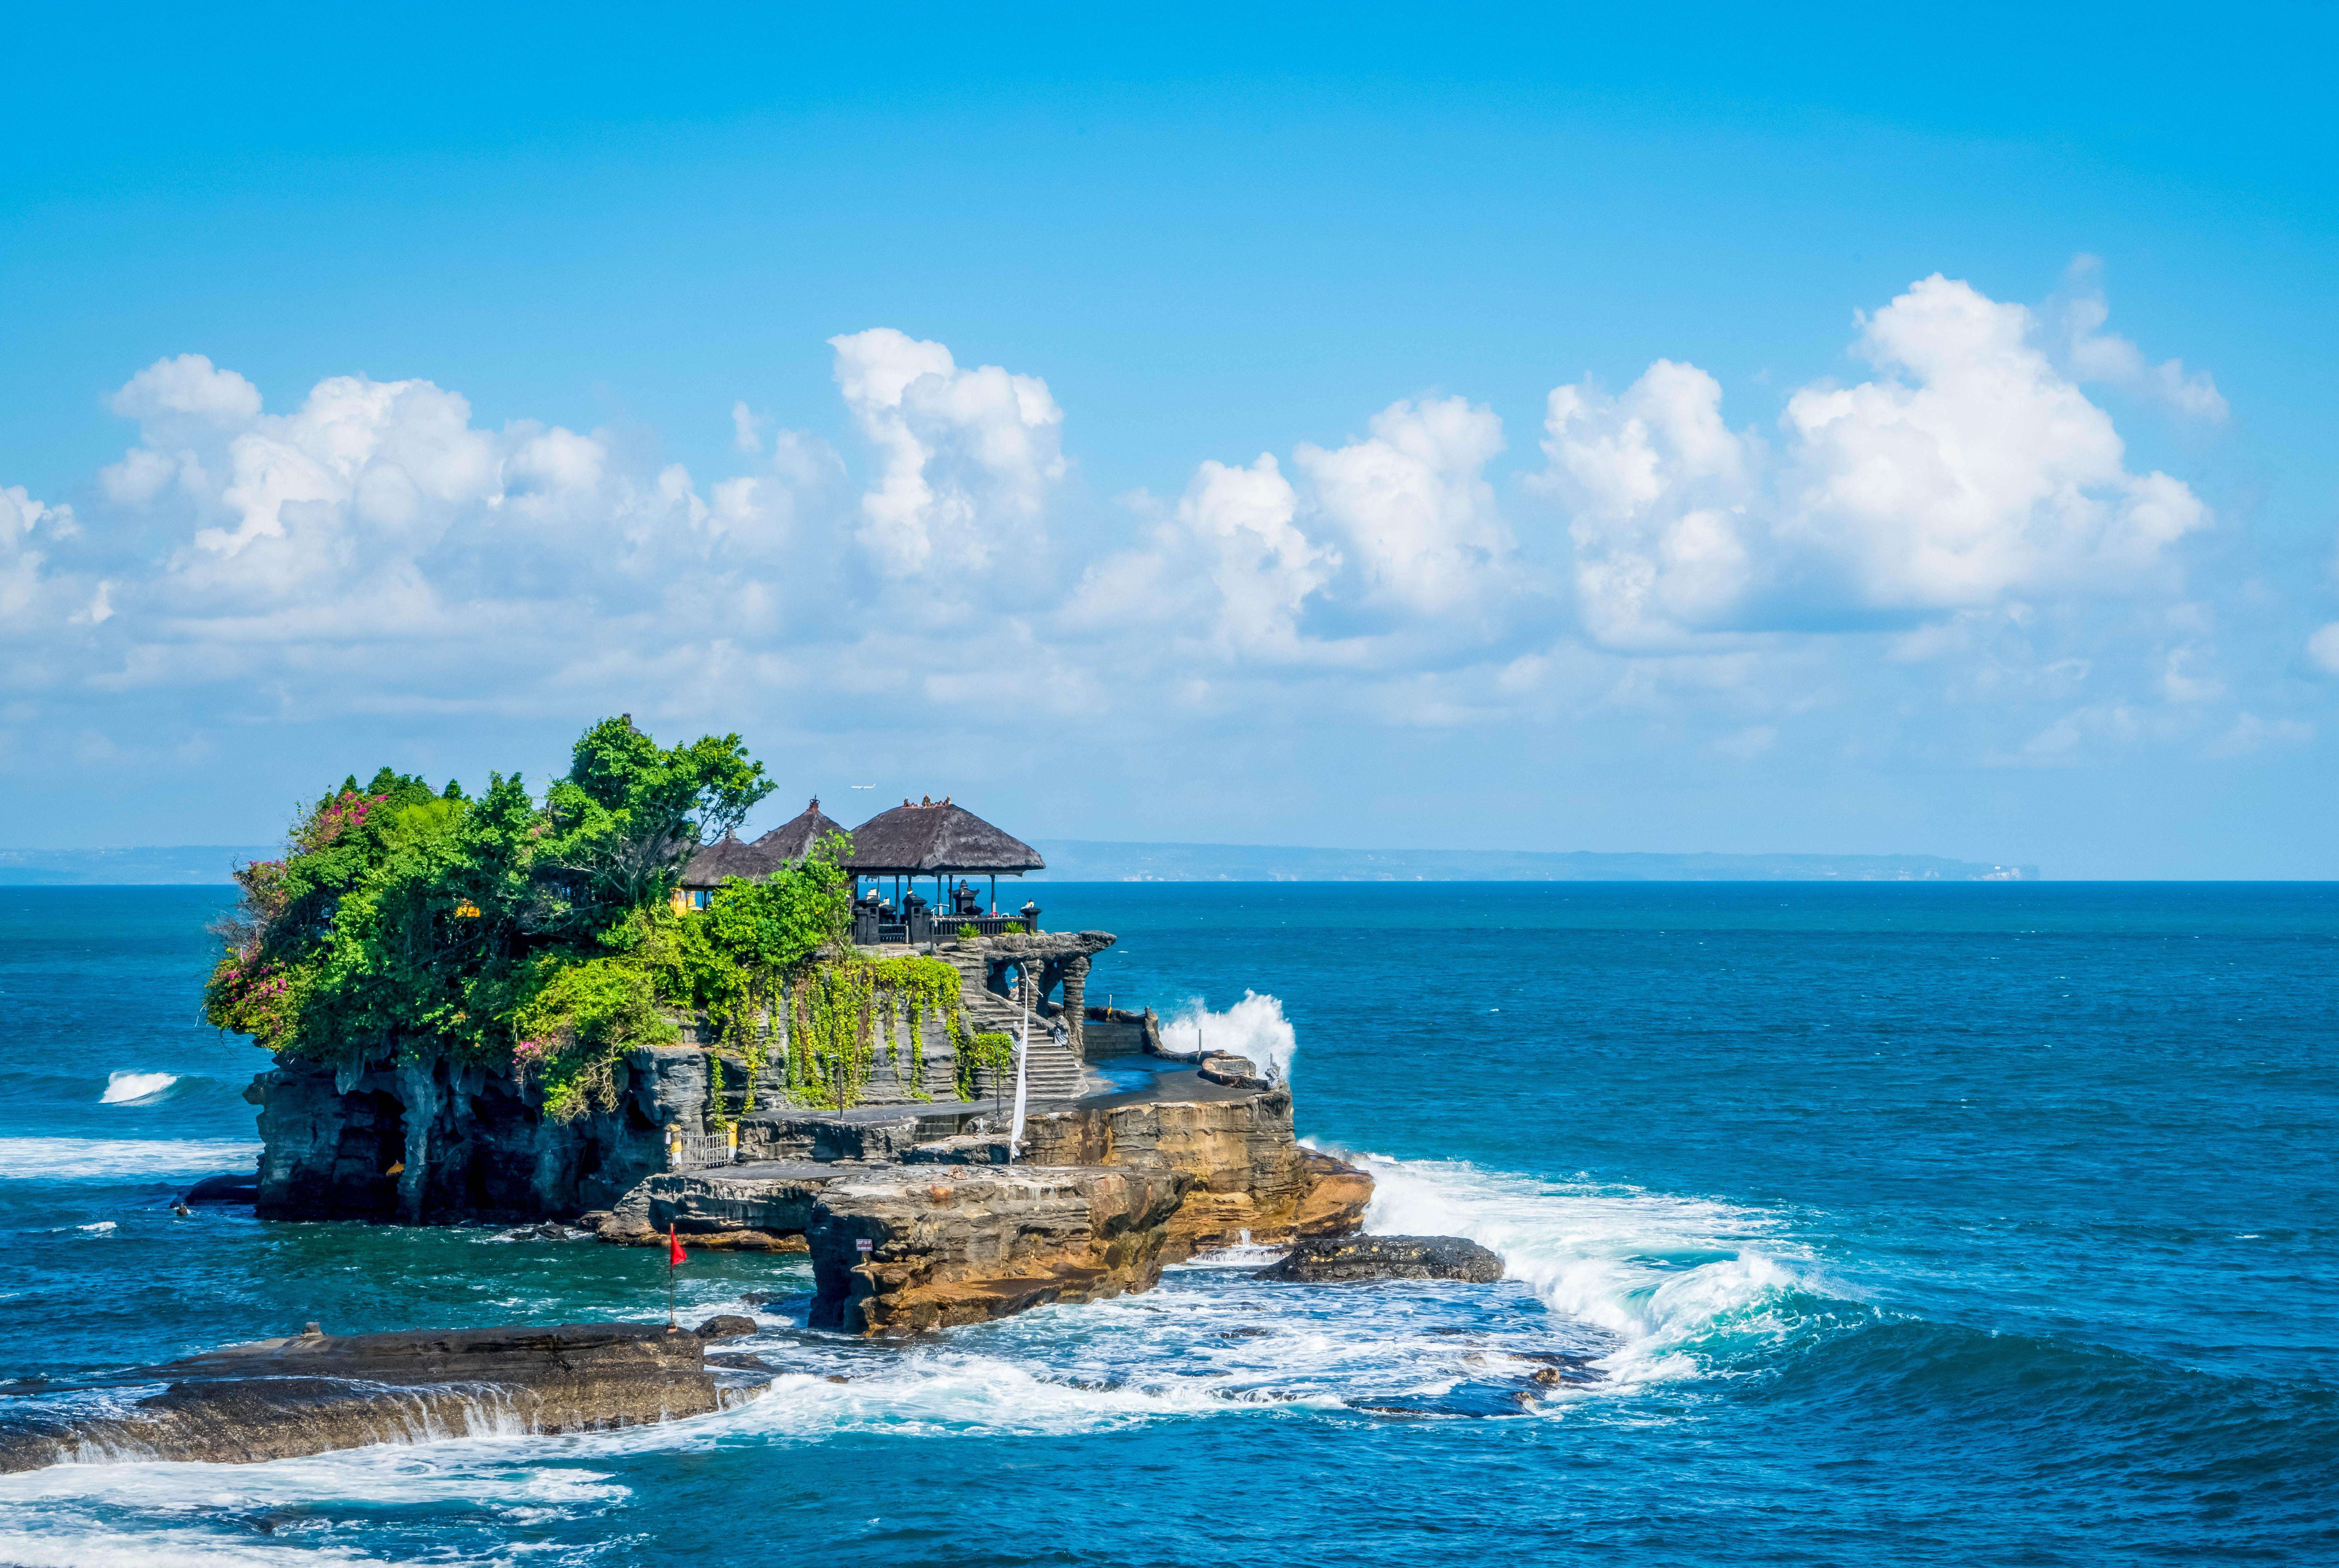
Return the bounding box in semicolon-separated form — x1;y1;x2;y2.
1354;1152;1835;1384
99;1072;179;1105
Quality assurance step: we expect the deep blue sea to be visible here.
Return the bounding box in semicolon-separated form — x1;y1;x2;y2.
1;883;2334;1566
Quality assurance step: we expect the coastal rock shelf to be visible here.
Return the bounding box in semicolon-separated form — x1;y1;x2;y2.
0;1324;744;1473
586;1074;1376;1316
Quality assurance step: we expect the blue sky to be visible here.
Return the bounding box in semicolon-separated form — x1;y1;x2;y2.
3;3;2335;875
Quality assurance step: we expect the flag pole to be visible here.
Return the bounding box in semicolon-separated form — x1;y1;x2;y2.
667;1223;680;1332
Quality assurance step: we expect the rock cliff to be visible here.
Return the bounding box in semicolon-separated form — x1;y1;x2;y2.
1017;1075;1369;1260
246;1046;707;1222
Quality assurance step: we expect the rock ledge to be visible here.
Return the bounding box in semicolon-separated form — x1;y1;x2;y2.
1259;1234;1504;1284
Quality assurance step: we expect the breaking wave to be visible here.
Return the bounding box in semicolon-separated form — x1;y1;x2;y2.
99;1072;180;1105
1353;1151;1837;1385
1157;991;1296;1083
0;1138;260;1181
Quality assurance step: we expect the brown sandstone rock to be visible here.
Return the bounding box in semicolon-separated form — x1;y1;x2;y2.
806;1165;1190;1336
1017;1087;1371;1260
595;1163;835;1250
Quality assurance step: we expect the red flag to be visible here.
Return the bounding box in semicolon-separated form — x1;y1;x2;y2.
668;1224;687;1268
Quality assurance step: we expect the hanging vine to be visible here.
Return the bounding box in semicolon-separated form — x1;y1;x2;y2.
782;954;963;1109
955;1027;1014;1100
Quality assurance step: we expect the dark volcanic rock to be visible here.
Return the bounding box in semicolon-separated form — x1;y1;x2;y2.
901;1134;1013;1165
1259;1234;1504;1284
692;1315;757;1340
595;1163;835;1249
0;1323;732;1474
184;1172;260;1205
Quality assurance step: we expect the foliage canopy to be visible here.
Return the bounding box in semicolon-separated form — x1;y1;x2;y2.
205;717;854;1120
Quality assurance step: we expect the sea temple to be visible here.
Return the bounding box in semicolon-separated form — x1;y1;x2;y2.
241;781;1373;1336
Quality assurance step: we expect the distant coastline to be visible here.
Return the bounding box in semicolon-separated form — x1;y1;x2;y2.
0;841;2040;886
1028;842;2039;882
0;846;274;885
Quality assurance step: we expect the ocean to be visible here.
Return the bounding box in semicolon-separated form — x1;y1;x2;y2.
0;882;2332;1566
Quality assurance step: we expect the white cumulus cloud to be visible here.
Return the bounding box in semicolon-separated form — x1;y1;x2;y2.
3;282;2309;798
2056;256;2229;423
828;327;1066;578
1296;395;1510;614
1540;274;2211;646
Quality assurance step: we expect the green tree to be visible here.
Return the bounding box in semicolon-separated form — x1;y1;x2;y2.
204;717;841;1121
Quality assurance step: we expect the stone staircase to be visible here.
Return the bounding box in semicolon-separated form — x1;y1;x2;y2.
1015;1029;1088;1101
940;944;1091;1102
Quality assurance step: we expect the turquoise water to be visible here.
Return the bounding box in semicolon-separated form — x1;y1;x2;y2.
0;883;2334;1565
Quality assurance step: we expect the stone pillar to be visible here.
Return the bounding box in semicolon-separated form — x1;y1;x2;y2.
1059;954;1090;1060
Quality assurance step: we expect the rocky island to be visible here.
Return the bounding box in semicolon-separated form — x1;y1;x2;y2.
213;718;1373;1334
0;719;1481;1473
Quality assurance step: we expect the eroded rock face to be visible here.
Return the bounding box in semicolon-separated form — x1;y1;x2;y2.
247;1048;704;1223
0;1324;730;1474
1018;1084;1370;1260
1259;1234;1504;1285
806;1165;1190;1336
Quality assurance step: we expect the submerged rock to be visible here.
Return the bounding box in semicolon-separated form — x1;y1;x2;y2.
0;1323;736;1474
1259;1234;1504;1285
692;1315;758;1340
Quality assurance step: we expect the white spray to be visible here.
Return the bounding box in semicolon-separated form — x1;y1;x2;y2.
1158;991;1297;1084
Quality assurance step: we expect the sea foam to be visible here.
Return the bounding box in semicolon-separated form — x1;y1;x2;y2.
99;1072;179;1105
0;1138;260;1181
1354;1151;1823;1385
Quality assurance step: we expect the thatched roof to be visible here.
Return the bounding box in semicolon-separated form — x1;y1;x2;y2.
679;797;847;889
750;797;849;862
842;798;1044;876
